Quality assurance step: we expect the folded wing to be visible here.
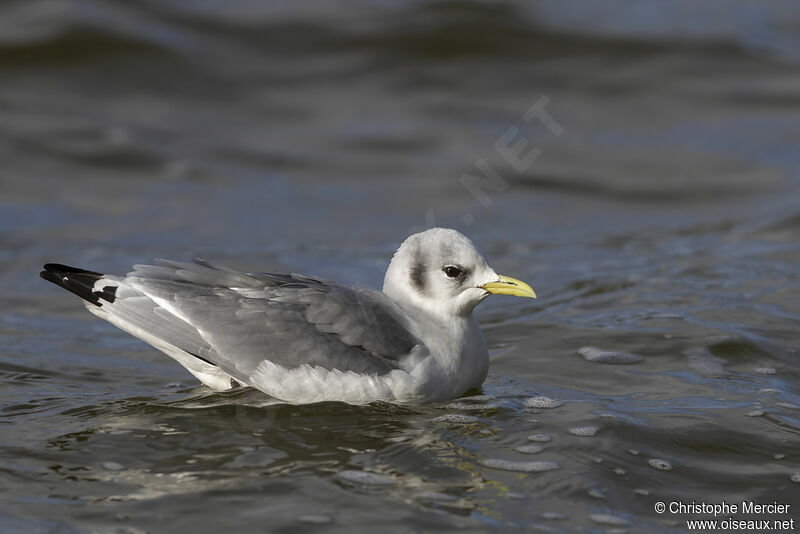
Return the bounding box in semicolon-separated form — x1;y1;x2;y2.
118;259;423;384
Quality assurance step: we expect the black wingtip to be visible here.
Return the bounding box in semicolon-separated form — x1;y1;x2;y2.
42;263;104;276
39;263;114;306
39;268;60;285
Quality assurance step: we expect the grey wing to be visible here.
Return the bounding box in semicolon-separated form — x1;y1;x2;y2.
122;259;424;383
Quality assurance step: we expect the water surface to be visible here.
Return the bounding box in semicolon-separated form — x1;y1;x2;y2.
2;1;800;532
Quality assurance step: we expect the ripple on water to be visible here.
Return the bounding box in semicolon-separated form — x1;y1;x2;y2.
297;515;332;524
578;346;643;364
481;459;559;472
101;461;125;471
432;414;479;424
589;513;630;526
684;348;727;375
463;394;495;401
648;459;673;471
524;396;563;409
336;470;396;486
415;491;458;503
445;401;499;411
527;434;552;442
569;426;598;437
588;488;606;499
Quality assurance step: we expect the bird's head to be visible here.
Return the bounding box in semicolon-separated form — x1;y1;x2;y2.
383;228;536;318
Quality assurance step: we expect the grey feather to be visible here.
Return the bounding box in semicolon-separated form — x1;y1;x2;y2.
114;259;423;383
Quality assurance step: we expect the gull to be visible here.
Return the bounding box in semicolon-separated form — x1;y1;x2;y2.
40;228;536;404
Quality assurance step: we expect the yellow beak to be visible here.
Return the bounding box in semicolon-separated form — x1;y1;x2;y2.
481;275;537;299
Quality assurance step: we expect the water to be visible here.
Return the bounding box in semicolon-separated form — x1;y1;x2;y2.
2;1;800;532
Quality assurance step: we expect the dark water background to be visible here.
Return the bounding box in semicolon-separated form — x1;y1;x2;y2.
2;1;800;532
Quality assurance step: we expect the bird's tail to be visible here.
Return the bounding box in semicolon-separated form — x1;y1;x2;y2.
39;263;118;307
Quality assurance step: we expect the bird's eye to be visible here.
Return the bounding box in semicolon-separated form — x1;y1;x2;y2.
443;265;463;278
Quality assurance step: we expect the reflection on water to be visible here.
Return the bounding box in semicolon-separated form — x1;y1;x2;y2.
2;0;800;532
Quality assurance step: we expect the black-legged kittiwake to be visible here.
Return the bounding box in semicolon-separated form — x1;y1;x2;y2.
40;228;536;404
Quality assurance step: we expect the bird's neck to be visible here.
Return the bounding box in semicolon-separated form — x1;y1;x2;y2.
389;294;490;399
426;313;490;399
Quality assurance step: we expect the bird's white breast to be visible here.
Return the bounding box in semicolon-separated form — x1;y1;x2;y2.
404;315;490;402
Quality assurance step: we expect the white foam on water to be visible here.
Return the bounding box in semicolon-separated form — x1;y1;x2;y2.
480;459;559;472
445;401;499;411
527;433;552;442
569;426;598;437
432;414;479;424
514;444;544;454
648;458;672;471
101;461;125;471
589;513;630;526
336;470;396;486
524;396;563;409
578;346;643;364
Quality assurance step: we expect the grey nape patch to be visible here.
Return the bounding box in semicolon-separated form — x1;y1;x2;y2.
409;264;425;292
409;249;426;293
